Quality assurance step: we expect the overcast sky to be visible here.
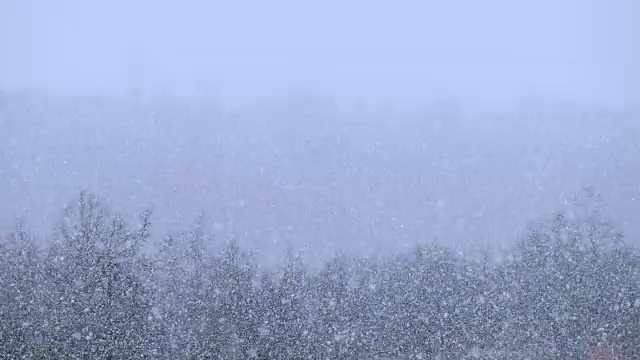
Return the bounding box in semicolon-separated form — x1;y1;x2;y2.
1;0;637;108
1;0;638;265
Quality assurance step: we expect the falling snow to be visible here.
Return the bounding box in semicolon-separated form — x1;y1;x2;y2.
1;2;639;357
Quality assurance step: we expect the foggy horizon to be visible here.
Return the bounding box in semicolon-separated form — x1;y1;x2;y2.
2;89;639;268
2;0;639;266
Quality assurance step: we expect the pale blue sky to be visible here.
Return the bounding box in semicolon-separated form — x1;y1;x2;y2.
1;0;636;108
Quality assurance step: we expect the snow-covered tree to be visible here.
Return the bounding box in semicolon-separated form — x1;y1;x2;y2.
0;220;45;358
42;192;154;358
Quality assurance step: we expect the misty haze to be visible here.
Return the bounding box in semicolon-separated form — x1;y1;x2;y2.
1;0;638;359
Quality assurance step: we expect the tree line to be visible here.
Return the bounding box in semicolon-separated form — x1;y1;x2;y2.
0;191;638;359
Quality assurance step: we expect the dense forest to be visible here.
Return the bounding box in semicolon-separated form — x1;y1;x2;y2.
0;190;637;359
